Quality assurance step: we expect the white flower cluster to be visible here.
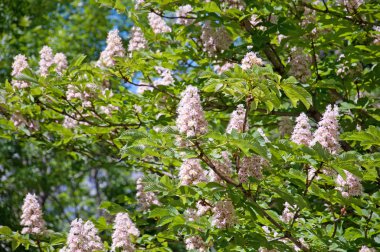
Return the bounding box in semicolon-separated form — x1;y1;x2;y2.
241;52;264;70
176;5;194;26
134;0;144;9
11;113;39;131
39;45;54;77
61;219;103;252
214;62;235;74
280;202;296;224
148;12;171;34
196;200;212;216
301;8;316;27
179;159;207;185
226;104;248;133
11;54;30;88
66;83;113;111
63;115;78;129
200;22;232;55
153;67;174;86
69;85;91;107
288;47;312;83
54;53;68;75
176;85;208;137
338;0;364;12
112;213;140;252
250;14;262;27
128;26;148;52
97;30;125;67
11;112;27;127
20;193;46;235
359;246;377;252
136;177;160;210
291;112;312;146
373;26;380;45
238;156;266;183
336;54;362;78
136;81;153;94
336;170;363;197
310;104;340;154
258;128;270;143
184;208;199;222
220;0;246;10
211;200;236;229
209;152;232;183
185;236;208;252
100;104;119;116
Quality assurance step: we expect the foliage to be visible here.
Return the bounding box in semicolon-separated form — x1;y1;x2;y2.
0;0;379;251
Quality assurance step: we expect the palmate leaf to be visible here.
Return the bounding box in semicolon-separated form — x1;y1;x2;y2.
281;77;312;109
341;126;380;149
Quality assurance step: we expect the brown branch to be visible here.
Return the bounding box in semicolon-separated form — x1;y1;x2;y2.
311;40;321;80
118;69;179;100
364;210;373;239
290;162;324;229
150;9;197;20
263;44;286;76
301;2;375;27
193;140;310;251
194;141;239;186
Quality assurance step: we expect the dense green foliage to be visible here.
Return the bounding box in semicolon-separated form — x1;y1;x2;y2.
0;0;379;251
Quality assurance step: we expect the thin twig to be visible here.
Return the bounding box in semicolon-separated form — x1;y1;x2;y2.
150;9;197;20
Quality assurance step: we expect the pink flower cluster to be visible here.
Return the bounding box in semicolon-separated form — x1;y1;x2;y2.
291;112;312;146
11;54;30;88
336;170;363;197
310;104;340;154
211;200;236;228
61;219;103;252
220;0;246;10
176;5;195;26
136;177;160;210
209;152;232;183
196;200;212;216
288;47;312;83
185;236;208;252
176;85;208;137
39;46;54;77
20;193;46;235
148;12;171;34
153;66;174;86
112;213;140;252
97;30;125;67
241;52;264;70
226;104;248;134
238;156;266;183
359;246;377;252
128;26;148;52
214;62;235;75
179;159;207;185
280;202;296;224
200;22;232;55
54;53;68;75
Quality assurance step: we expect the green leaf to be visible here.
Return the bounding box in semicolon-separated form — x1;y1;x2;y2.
201;2;221;13
99;201;126;214
281;79;312;109
114;0;125;12
0;226;12;235
341;126;380;149
72;54;87;67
